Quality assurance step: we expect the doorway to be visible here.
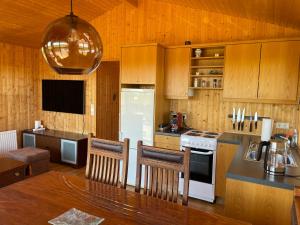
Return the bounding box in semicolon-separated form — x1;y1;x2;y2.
96;61;120;141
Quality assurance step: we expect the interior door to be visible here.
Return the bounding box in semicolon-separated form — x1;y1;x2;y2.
96;61;120;141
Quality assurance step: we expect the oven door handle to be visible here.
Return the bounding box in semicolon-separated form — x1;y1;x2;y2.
191;150;214;155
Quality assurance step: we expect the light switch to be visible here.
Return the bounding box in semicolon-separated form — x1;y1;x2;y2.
91;104;95;116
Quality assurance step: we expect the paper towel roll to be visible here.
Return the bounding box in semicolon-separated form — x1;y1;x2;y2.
35;120;41;129
261;118;272;142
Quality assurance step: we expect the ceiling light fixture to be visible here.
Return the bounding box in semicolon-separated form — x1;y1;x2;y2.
41;0;103;75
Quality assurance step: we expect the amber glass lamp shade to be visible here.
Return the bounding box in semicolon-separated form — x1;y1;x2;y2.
41;14;103;75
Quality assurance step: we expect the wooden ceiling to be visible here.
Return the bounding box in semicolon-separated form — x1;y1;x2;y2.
160;0;300;30
0;0;125;47
1;0;299;48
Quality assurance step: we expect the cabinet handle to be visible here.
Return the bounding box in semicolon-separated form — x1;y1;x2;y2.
14;172;20;177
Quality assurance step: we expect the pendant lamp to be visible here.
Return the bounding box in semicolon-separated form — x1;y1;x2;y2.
41;0;103;75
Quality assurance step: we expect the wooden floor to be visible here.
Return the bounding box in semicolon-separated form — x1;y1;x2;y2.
49;163;225;216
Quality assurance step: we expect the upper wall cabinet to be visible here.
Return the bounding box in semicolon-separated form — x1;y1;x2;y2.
164;47;190;99
223;43;261;99
121;44;158;84
223;40;300;104
258;41;300;103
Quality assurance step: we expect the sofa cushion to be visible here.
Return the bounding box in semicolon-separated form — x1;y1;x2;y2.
7;147;50;164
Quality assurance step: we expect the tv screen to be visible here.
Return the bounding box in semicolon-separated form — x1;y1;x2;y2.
42;80;85;114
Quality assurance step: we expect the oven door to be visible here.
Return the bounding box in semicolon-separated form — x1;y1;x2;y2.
181;148;214;184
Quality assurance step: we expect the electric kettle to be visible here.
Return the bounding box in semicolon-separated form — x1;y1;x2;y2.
257;118;272;161
263;139;288;175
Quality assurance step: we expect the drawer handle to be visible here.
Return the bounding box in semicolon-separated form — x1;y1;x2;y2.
14;172;20;177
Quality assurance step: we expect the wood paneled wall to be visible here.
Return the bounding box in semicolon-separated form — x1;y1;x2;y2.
91;0;300;60
170;91;299;133
0;42;39;144
2;0;300;138
36;54;97;135
89;0;300;133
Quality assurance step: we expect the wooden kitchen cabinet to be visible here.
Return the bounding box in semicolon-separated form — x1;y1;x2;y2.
225;178;293;225
22;129;88;168
223;40;300;104
258;41;300;103
121;44;159;84
164;47;190;99
154;134;180;150
35;135;61;162
223;43;261;100
215;143;238;198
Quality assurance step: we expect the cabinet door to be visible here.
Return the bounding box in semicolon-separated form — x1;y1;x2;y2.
121;45;157;84
223;43;261;99
215;143;238;198
258;41;300;103
61;139;77;165
23;133;36;148
154;134;180;150
165;48;190;99
35;135;60;162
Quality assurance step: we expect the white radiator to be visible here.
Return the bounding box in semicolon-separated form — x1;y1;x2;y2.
0;130;17;154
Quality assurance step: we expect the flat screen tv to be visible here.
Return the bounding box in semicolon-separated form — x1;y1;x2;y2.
42;80;85;114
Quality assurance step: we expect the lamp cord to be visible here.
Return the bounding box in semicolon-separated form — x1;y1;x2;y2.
70;0;73;16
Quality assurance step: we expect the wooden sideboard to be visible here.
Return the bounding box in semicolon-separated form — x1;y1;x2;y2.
22;129;88;168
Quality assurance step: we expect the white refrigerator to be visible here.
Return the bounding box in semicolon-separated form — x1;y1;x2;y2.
119;88;155;186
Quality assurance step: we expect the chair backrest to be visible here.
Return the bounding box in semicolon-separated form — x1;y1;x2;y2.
135;140;191;205
85;135;129;189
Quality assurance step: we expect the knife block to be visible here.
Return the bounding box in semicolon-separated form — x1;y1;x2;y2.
226;114;267;136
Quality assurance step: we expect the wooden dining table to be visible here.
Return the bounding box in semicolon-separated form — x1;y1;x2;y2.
0;171;250;225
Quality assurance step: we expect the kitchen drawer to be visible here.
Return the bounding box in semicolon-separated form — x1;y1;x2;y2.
0;166;26;188
35;135;61;162
154;135;180;145
154;141;180;151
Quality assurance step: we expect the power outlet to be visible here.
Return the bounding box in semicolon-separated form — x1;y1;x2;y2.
275;122;289;129
182;113;187;120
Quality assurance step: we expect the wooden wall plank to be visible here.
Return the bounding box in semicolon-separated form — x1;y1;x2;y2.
0;42;39;145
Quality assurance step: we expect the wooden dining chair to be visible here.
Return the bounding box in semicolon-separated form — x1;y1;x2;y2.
135;140;191;205
85;135;129;189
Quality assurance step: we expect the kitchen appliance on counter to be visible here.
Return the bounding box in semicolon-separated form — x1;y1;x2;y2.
170;112;184;133
257;118;273;161
263;139;288;175
179;130;222;202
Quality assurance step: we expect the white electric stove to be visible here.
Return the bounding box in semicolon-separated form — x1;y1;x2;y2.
179;130;222;203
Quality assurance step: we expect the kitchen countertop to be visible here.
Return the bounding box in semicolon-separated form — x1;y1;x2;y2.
23;129;88;141
155;128;190;137
219;132;300;190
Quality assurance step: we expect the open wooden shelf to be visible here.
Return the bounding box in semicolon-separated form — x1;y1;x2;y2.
190;46;225;91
